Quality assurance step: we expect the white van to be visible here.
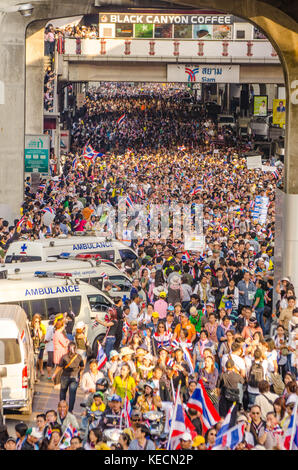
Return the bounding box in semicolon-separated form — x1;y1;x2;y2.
0;305;35;414
0;277;114;356
5;236;137;265
5;259;133;300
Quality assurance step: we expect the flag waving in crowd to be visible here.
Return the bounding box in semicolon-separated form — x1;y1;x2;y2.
187;380;221;434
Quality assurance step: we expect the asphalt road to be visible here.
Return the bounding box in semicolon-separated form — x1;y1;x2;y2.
4;375;85;436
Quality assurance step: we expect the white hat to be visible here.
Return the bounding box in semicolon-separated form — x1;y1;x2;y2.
180;431;192;441
30;427;43;439
75;321;85;330
120;347;134;356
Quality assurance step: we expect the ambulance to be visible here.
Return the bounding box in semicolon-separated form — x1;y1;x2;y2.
0;305;35;414
0;277;115;356
4;236;137;264
5;258;133;300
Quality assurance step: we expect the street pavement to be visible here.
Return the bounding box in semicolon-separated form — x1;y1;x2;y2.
4;375;85;436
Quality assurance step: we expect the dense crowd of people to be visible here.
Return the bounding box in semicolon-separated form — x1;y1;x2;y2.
44;66;55;112
0;82;297;451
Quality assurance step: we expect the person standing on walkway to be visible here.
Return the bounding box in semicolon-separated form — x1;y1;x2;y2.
52;314;70;387
54;342;84;413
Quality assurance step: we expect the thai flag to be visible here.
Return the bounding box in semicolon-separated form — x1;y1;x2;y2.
72;157;77;170
38;184;46;191
180;343;194;375
166;357;174;368
214;403;236;447
60;424;78;449
213;422;246;450
273;169;280;180
190;186;202;196
283;400;298;450
122;396;132;428
96;342;107;371
155;331;172;349
46;427;52;440
187;380;221;434
82;144;98;162
16;216;26;228
64;425;78;440
178;146;186;151
168;389;187;450
182;251;190;263
126;195;134;209
171;339;181;350
117;113;126;125
42;206;55;215
138;188;145;199
100;272;108;279
168;388;196;450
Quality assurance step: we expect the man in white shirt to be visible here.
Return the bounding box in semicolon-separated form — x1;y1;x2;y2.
44;315;55;380
128;294;141;323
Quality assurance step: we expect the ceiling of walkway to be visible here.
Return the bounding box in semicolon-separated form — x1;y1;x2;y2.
0;0;297;24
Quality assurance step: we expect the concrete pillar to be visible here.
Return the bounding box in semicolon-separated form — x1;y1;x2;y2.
0;13;26;222
25;21;46;135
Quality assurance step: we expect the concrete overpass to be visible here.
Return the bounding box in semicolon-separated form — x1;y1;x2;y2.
61;59;283;84
0;0;298;290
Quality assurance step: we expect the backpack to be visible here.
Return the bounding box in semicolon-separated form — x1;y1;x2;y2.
248;361;264;388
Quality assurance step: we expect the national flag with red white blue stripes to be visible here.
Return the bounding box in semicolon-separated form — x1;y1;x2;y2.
190;185;202;196
117;113;126;125
214;403;239;449
121;396;132;428
126;195;134;209
96;342;107;371
187;380;221;434
213;422;246;450
168;387;196;450
81;144;99;162
283;400;298;450
181;251;190;263
42;206;55;215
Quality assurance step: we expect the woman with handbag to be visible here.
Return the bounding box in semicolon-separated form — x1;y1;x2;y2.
218;358;244;425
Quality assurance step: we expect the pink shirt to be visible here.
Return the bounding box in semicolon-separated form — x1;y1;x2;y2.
153;299;168;319
53;329;69;365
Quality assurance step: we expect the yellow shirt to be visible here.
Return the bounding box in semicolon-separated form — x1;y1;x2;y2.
95;442;111;450
112;376;136;400
90;402;106;412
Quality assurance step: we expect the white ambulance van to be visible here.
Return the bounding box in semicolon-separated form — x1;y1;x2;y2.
5;259;133;300
4;236;137;264
0;305;35;414
0;277;114;356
